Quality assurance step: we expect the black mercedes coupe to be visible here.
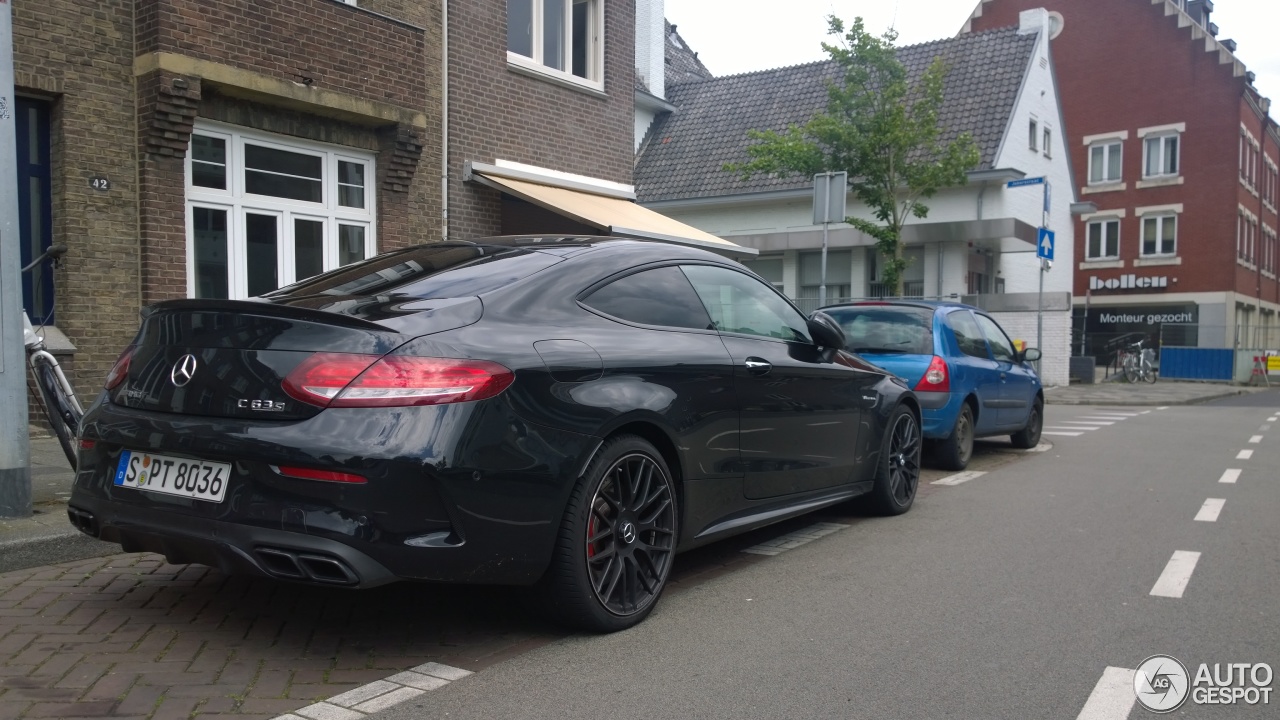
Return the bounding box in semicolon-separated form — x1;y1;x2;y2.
69;237;922;631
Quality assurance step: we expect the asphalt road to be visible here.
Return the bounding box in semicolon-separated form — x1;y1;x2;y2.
370;401;1280;720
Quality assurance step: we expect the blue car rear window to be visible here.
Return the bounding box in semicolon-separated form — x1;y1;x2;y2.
824;306;934;355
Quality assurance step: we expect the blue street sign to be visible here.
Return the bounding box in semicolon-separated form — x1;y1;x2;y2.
1037;228;1055;261
1007;176;1046;188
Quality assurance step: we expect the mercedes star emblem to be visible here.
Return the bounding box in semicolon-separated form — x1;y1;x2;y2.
171;354;199;387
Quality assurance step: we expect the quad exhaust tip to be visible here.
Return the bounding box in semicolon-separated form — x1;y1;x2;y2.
66;507;98;537
253;547;358;585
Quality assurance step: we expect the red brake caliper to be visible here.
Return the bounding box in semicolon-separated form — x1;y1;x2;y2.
587;513;598;558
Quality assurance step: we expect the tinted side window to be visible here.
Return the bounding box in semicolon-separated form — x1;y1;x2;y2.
823;306;934;355
582;266;714;330
680;265;810;342
974;314;1017;363
947;310;991;359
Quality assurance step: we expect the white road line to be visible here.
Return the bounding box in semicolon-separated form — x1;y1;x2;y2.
1140;410;1152;414
1250;435;1264;443
1045;426;1102;432
1195;499;1226;522
1158;406;1170;410
1075;667;1138;720
280;662;473;720
931;470;988;486
1054;421;1114;426
1219;469;1242;484
1076;416;1128;421
1150;551;1201;598
743;522;849;556
1237;449;1254;460
1262;425;1272;431
1094;411;1142;416
1042;431;1084;437
1269;416;1279;423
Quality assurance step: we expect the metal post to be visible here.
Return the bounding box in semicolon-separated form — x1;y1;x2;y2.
0;0;33;517
819;172;829;307
1036;180;1050;373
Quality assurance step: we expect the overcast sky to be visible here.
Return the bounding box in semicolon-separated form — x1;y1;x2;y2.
665;0;1280;106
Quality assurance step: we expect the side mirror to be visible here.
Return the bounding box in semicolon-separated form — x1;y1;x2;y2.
807;311;847;350
1021;348;1042;363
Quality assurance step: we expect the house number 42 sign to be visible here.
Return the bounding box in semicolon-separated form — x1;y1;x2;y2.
90;177;111;191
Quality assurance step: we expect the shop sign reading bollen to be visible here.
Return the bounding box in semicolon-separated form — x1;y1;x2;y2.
1089;274;1169;291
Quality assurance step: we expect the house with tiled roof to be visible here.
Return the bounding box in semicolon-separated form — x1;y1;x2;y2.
635;9;1079;385
969;0;1280;378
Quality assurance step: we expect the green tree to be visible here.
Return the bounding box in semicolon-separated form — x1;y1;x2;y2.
726;17;980;296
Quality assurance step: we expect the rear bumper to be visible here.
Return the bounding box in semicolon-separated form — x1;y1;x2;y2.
919;392;963;438
69;397;599;586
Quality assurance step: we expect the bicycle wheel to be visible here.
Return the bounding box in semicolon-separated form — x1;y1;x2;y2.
1122;356;1139;383
1143;359;1158;384
32;355;78;470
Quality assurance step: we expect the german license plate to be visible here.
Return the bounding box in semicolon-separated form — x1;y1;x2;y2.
113;451;232;503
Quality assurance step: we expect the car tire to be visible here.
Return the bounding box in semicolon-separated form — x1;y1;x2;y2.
1010;397;1044;449
935;403;974;471
866;404;922;516
537;434;678;632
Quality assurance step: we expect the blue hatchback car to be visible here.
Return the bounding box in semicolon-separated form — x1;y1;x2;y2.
819;301;1044;469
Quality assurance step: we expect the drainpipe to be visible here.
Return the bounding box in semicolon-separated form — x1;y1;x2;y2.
441;0;449;241
1258;105;1268;348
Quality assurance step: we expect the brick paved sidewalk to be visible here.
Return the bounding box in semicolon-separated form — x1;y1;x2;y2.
0;554;559;720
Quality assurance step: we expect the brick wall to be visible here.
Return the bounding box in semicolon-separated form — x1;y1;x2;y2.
988;310;1072;388
447;0;636;241
11;0;140;400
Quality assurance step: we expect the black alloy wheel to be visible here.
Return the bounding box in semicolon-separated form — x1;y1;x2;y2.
585;452;676;617
540;435;677;632
868;405;922;516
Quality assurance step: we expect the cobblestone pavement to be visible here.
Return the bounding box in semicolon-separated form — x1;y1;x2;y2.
0;440;1034;719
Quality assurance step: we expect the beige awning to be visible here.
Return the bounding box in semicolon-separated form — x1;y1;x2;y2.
470;172;753;255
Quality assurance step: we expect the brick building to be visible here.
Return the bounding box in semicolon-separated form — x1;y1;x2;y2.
967;0;1280;366
12;0;441;404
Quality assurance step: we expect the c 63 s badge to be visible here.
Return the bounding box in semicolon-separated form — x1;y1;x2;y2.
238;399;286;412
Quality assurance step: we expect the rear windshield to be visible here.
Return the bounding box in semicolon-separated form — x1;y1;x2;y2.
264;244;560;300
823;305;934;355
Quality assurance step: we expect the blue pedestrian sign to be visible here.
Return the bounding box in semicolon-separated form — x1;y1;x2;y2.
1037;228;1055;261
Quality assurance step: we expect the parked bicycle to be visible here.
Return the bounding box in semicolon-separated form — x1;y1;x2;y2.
1121;339;1159;384
22;244;84;469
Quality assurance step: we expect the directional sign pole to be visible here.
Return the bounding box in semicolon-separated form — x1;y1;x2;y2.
1036;181;1052;374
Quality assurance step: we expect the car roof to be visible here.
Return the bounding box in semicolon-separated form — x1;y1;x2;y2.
820;300;982;314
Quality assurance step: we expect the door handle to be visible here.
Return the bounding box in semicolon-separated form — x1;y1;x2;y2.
744;358;772;376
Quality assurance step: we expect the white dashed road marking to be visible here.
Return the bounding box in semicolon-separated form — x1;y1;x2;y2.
1055;420;1115;426
277;663;473;720
1077;415;1131;421
1219;469;1242;484
1195;499;1226;522
1042;431;1084;437
1269;416;1279;423
743;522;849;556
931;471;988;486
1237;449;1254;460
1157;406;1170;410
1150;551;1201;598
1075;667;1138;720
1250;435;1264;443
1262;425;1272;431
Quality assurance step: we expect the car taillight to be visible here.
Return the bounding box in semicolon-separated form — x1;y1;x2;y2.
104;345;136;390
274;465;367;484
913;356;951;393
282;353;515;408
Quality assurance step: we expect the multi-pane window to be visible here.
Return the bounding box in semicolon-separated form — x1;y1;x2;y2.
1088;142;1122;184
1042;128;1052;158
1240;130;1259;190
1144;133;1180;178
1238;210;1256;265
186;123;375;300
1086;219;1120;260
1141;214;1177;256
1265;158;1278;210
1264;226;1277;274
1029;119;1038;152
507;0;603;86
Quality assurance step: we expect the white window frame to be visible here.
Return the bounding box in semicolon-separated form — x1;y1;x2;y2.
1085;217;1121;260
506;0;605;93
1088;141;1123;185
185;121;377;300
1139;213;1178;258
1029;119;1038;152
1143;132;1180;179
1042;127;1052;158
